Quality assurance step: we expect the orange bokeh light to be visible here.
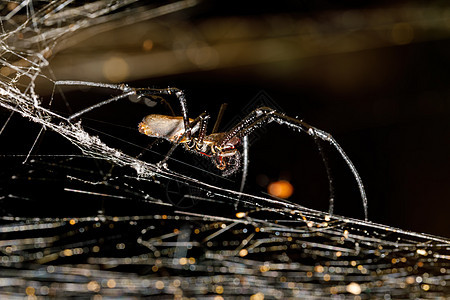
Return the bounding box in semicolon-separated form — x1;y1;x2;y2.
267;180;294;199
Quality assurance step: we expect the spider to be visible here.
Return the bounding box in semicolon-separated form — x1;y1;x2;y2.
53;80;368;220
138;111;244;175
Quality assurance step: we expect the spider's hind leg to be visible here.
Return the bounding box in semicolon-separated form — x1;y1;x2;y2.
273;111;368;221
219;106;368;220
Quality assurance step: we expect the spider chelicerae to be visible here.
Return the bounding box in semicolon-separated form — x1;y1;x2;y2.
54;80;368;219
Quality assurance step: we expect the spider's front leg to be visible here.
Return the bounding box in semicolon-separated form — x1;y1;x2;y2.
53;81;192;134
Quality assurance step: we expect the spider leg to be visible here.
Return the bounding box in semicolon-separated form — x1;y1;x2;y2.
240;135;249;193
54;80;128;91
53;81;191;132
53;80;134;121
312;135;335;215
220;107;368;221
235;135;249;209
68;91;135;121
196;114;210;145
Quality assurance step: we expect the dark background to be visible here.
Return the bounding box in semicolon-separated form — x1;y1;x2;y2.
3;1;450;237
137;43;450;236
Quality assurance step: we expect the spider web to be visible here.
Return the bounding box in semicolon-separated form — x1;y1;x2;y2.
0;1;449;299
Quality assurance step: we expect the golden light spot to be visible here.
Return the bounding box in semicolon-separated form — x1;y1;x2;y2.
155;281;165;290
92;246;100;253
250;292;264;300
87;281;101;292
330;286;338;294
113;216;119;222
215;285;224;294
173;279;181;287
152;266;158;272
25;286;35;296
188;257;196;264
260;265;270;272
255;227;260;232
103;56;129;83
323;274;331;281
392;23;414;45
69;219;76;225
416;249;427;256
186;40;219;69
239;249;248;257
236;212;246;218
267;180;294;198
400;257;407;263
405;276;415;284
174;228;179;234
107;279;116;288
346;282;361;295
350;261;357;267
335;251;342;257
343;230;349;239
162;215;168;219
194;229;200;234
179;257;188;265
142;39;154;51
417;261;424;267
306;271;313;277
422;284;430;291
315;265;324;273
357;265;363;270
63;249;73;257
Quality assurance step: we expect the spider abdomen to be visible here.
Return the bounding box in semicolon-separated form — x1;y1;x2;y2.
138;114;199;142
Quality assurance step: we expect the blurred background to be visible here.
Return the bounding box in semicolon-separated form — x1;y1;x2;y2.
23;0;450;236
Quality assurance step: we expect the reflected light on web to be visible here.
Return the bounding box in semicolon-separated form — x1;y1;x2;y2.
346;282;361;295
267;180;294;199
